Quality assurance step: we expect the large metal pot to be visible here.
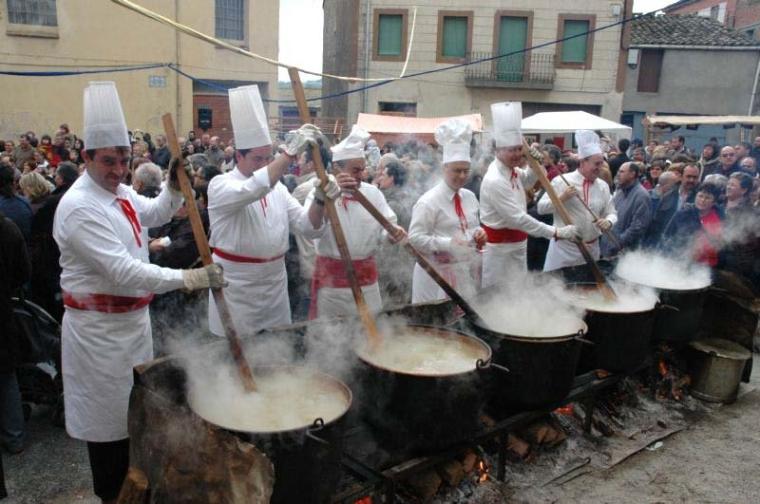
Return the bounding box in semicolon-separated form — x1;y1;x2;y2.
688;338;751;404
568;282;659;373
189;365;352;504
650;286;710;345
356;325;496;453
471;318;587;412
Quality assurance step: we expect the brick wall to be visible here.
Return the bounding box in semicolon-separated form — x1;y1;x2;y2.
192;94;233;144
666;0;738;26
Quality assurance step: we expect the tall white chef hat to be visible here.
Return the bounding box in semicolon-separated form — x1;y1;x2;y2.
435;118;472;164
491;101;523;148
83;81;130;150
575;130;602;159
331;125;371;162
229;84;271;150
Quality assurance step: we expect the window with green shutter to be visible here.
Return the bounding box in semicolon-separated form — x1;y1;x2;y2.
561;19;590;64
442;16;468;58
378;14;403;56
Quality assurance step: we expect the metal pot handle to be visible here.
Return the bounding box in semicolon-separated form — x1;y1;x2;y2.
658;303;680;312
305;417;330;446
575;330;594;345
477;358;510;374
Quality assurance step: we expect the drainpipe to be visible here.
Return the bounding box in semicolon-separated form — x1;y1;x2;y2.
175;0;181;131
748;50;760;116
362;0;371;116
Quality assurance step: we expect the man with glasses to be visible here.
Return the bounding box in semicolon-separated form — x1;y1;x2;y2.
409;119;485;303
206;85;324;334
703;146;741;180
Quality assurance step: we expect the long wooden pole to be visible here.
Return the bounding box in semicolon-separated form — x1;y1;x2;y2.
349;189;485;323
162;113;257;392
522;140;617;300
555;172;623;251
287;68;381;349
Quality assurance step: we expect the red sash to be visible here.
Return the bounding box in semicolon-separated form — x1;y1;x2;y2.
213;248;284;264
481;224;528;244
308;256;378;319
63;291;154;313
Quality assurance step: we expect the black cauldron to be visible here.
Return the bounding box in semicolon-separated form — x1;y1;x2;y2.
356;325;495;453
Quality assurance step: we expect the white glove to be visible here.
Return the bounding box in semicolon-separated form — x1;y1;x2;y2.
555;225;581;241
182;263;226;290
594;218;613;232
281;124;322;157
312;174;341;201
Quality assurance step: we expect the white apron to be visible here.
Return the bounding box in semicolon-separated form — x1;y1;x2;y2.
62;307;152;442
412;259;478;304
481;241;528;289
315;283;382;319
208;253;291;336
543;238;600;272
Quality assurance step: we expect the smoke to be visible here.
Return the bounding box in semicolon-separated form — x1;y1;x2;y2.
615;250;712;290
474;271;586;337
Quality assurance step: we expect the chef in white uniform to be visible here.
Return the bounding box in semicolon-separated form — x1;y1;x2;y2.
409;119;485;303
479;102;578;287
53;81;225;504
301;125;406;319
538;130;617;271
206;85;324;334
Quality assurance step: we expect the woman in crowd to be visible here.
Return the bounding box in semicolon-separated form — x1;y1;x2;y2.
18;172;52;215
698;141;721;179
642;159;666;191
662;183;724;267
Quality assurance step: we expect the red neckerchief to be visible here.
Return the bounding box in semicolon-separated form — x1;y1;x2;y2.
582;178;592;204
509;168;519;189
453;191;467;234
341;193;356;210
116;198;142;247
260;195;268;217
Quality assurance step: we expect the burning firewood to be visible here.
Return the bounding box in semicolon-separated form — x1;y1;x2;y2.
436;459;465;487
403;468;442;502
506;433;531;460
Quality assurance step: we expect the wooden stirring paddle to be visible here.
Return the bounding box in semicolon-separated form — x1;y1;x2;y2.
162;113;257;392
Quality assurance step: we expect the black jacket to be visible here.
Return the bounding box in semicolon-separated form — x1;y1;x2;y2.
643;187;679;249
0;213;31;372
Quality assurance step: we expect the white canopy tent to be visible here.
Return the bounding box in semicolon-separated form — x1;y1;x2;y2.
520;111;632;139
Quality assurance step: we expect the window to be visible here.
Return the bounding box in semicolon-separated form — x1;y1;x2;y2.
378;101;416;117
556;14;596;69
6;0;57;26
437;11;473;63
493;12;532;82
373;9;408;61
636;49;664;93
215;0;245;41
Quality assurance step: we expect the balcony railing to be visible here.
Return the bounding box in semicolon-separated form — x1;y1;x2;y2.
464;51;555;90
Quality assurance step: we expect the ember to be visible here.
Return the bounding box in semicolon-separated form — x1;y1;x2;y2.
554;404;575;416
651;345;692;401
476;459;489;483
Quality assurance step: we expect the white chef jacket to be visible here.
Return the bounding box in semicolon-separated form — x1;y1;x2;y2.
292;172;318;280
53;170;185;442
207;166;312;334
537;170;617;271
299;182;397;318
408;181;480;303
480;159;555;285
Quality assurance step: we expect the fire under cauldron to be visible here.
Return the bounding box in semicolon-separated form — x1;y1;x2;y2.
355;325;497;453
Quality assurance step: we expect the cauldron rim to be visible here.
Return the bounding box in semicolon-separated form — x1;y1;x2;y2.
566;282;660;314
355;324;492;378
472;319;588;343
188;364;353;436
